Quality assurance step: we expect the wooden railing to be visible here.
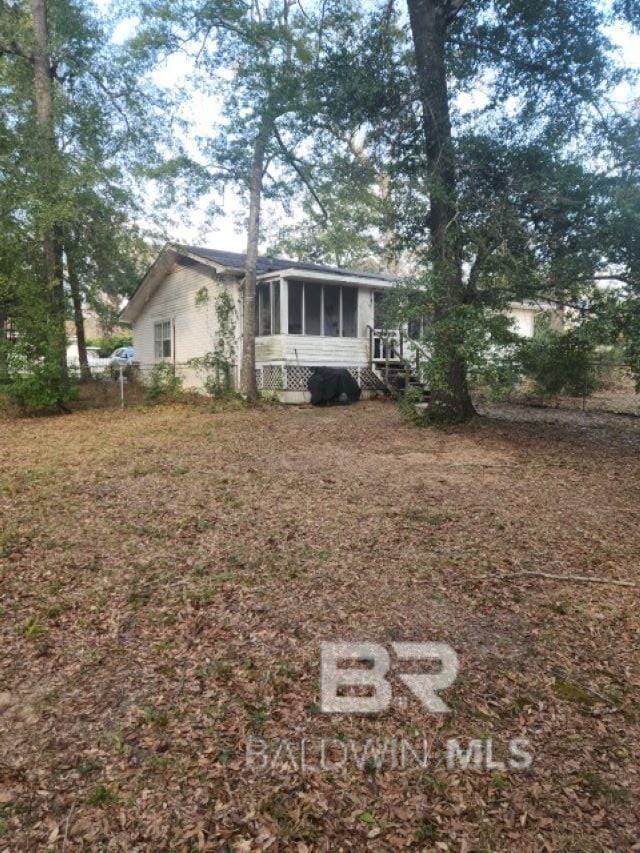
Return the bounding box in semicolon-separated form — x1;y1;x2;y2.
367;326;429;394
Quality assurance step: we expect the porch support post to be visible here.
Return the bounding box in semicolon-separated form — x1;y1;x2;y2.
280;276;288;336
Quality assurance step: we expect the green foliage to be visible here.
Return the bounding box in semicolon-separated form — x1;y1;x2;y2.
0;0;168;414
86;785;118;806
624;300;640;391
86;333;133;358
0;282;77;413
4;358;78;415
519;319;599;399
398;385;426;425
146;363;183;402
384;280;521;405
189;289;237;397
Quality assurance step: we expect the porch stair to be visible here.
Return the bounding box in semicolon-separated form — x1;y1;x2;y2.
368;326;431;403
372;361;431;402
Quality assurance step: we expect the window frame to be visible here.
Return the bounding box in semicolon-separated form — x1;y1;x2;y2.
2;317;17;342
255;281;281;337
154;319;172;361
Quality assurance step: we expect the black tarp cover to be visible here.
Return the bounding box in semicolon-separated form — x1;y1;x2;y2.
307;367;362;405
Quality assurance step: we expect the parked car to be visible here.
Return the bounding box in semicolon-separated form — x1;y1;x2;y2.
110;346;134;379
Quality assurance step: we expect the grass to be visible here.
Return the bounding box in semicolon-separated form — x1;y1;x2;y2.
0;399;638;849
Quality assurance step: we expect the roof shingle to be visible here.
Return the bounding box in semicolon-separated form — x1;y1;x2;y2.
179;245;396;282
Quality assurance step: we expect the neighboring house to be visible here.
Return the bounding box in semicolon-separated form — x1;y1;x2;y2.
65;343;111;373
121;243;551;403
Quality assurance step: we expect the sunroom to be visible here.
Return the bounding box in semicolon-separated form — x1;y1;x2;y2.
252;268;394;402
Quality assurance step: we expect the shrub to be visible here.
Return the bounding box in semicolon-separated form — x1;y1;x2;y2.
3;340;78;414
519;319;599;398
188;351;235;397
146;363;183;402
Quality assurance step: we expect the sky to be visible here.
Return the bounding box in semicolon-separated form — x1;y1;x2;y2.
106;4;640;257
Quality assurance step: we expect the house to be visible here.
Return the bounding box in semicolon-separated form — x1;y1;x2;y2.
121;243;548;403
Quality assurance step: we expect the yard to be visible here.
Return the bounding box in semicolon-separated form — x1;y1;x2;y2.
0;399;638;850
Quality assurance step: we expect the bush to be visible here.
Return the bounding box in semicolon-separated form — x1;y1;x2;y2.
146;362;183;402
519;320;599;398
2;322;77;414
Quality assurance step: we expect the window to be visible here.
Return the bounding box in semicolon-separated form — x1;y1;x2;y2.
408;316;429;340
288;282;358;337
323;285;340;337
256;282;281;336
154;320;171;360
257;283;271;336
373;291;386;329
342;287;358;337
304;283;322;335
2;317;17;342
288;281;303;334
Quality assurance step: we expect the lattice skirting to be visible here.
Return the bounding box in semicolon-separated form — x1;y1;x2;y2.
257;365;284;391
256;365;385;392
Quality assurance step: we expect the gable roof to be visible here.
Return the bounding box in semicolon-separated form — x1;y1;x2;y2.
178;245;397;282
121;242;397;323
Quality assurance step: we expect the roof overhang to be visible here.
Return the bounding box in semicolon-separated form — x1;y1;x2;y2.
120;243;398;324
256;267;397;288
507;299;560;312
120;243;230;324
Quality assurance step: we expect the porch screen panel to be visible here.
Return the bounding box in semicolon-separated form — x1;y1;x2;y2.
272;282;281;334
288;281;303;334
342;286;358;337
258;283;271;336
304;283;321;335
323;285;340;337
373;291;384;328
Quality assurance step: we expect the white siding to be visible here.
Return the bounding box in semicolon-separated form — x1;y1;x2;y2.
508;306;536;338
280;335;369;366
132;262;241;389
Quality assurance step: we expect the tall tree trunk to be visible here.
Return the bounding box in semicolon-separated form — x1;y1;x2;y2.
407;0;475;421
30;0;67;372
240;116;272;401
0;309;8;384
67;248;91;381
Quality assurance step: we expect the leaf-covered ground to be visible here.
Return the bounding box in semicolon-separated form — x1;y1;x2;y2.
1;400;639;851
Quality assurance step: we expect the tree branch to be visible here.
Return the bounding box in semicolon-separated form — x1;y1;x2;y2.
0;40;34;63
445;0;470;25
490;570;636;588
273;125;329;221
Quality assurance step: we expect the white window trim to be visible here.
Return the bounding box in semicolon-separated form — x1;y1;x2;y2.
154;319;172;361
256;281;281;337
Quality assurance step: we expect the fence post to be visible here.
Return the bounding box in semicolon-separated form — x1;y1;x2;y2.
119;364;125;409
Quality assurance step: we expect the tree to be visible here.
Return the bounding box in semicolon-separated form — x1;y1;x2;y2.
353;0;640;421
1;0;68;387
137;0;362;400
1;0;166;405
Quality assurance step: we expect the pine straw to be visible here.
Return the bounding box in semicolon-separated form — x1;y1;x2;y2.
0;400;638;850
